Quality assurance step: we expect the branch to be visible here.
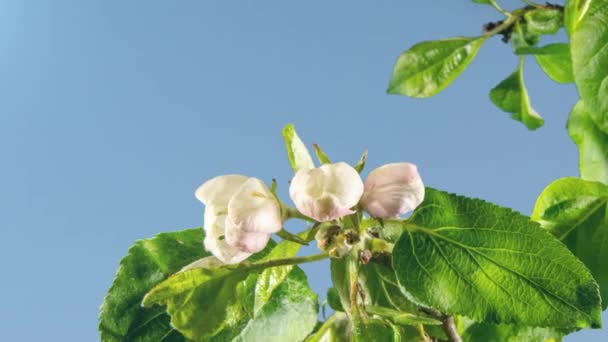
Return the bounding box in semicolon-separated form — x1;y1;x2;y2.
420;308;462;342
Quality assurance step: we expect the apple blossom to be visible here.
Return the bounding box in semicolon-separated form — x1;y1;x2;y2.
195;175;282;263
360;162;424;218
289;162;364;222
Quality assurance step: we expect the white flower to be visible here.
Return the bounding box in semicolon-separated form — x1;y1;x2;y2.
360;163;424;219
195;175;281;263
289;162;364;222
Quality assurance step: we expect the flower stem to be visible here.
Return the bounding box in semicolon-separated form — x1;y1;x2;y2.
284;206;316;223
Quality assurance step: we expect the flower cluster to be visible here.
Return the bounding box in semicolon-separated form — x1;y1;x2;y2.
196;162;424;264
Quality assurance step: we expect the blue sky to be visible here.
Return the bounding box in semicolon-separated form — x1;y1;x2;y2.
1;0;605;340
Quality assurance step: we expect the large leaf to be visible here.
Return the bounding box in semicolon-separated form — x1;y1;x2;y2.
571;0;608;132
533;43;575;84
568;100;608;183
283;123;314;172
99;228;206;342
143;239;317;341
490;58;544;130
461;319;563;342
565;0;592;34
532;177;608;310
392;188;602;328
387;37;485;98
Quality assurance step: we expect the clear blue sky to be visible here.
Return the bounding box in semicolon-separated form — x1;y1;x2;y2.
1;1;605;341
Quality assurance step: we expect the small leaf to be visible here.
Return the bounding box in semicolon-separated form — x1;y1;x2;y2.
354;149;368;173
533;43;575;84
511;22;541;54
282;124;315;172
532;177;608;310
392;187;602;328
98;228;206;342
571;0;608;132
472;0;491;4
490;58;544;130
524;8;563;35
388;37;486;98
568;100;608;183
313;143;332;164
326;287;343;312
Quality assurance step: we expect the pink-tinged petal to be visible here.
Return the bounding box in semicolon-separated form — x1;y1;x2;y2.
289;162;363;222
202;205;251;264
228;178;282;234
361;163;425;219
195;174;249;207
225;219;271;253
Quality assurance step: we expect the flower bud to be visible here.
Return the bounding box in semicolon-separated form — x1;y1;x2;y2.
289;162;364;222
360;163;424;219
195;175;282;263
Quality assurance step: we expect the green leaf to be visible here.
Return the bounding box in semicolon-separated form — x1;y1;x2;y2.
313;143;332;164
532;177;608;310
388;37;486;98
305;313;350;342
524;8;563;35
511;22;541;55
461;319;563;342
571;0;608;132
531;43;575;84
490;58;544;130
568;100;608;183
354;149;368;173
326;287;343;312
99;227;206;342
472;0;491;4
365;306;441;326
565;0;592;35
282;123;315;172
143;239;318;341
392;187;602;328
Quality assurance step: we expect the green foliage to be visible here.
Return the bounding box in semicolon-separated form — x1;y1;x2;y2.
568;100;608;183
571;0;608;132
392;188;602;328
565;0;591;34
305;313;350;342
511;22;541;55
524;8;563;35
533;43;574;84
99;228;206;342
388;37;485;98
490;59;543;130
142;239;318;341
533;177;608;310
461;319;563;342
283;123;315;172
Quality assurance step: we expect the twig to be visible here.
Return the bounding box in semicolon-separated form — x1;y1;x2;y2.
420;308;462;342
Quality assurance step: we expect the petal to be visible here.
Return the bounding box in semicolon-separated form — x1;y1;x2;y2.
225;219;271;253
361;163;425;218
203;205;251;264
289;162;363;222
195;174;249;207
228;178;282;233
